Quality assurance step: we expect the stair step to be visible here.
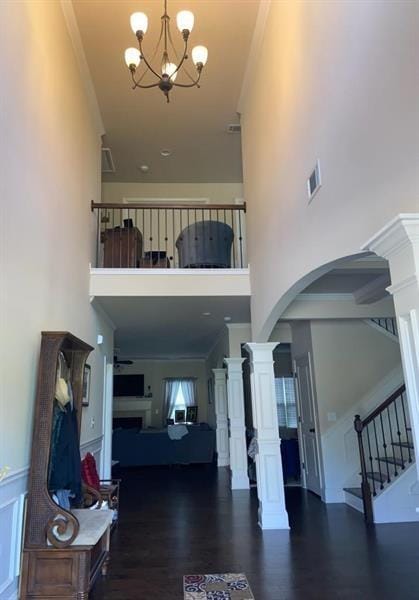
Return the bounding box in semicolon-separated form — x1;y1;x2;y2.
391;441;414;450
343;487;363;499
365;471;387;483
376;456;405;467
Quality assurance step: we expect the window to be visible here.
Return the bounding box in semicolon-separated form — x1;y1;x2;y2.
170;384;186;419
275;377;297;428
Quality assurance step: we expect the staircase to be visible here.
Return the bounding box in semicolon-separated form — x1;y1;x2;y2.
344;384;416;523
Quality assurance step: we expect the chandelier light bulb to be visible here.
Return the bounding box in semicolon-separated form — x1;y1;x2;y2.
162;62;178;81
176;10;194;33
191;45;208;67
130;12;148;35
125;47;141;69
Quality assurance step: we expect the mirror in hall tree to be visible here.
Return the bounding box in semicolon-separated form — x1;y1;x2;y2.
82;364;91;407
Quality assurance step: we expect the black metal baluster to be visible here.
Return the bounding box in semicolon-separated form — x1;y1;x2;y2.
365;425;376;496
127;208;131;268
238;208;244;268
387;406;398;477
141;209;144;266
187;207;191;269
164;209;168;265
372;418;384;489
149;209;152;267
379;412;390;483
119;208;122;267
157;208;160;265
172;208;176;267
111;208;115;268
96;208;100;268
231;209;236;268
394;399;405;469
201;208;205;268
180;209;184;267
400;391;412;463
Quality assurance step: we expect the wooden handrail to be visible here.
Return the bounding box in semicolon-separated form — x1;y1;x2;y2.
361;384;406;427
91;201;246;212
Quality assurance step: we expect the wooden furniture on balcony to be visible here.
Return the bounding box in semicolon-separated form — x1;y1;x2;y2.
103;226;143;268
20;332;113;599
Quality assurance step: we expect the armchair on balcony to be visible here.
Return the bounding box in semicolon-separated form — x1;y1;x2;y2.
176;220;234;268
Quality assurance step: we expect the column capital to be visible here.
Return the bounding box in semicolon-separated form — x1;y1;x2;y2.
212;368;227;378
362;214;419;260
244;342;278;360
224;357;245;370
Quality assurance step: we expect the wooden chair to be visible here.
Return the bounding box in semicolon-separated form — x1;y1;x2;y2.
81;452;121;528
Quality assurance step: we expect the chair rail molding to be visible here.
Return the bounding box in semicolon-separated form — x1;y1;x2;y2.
224;358;250;490
362;214;419;490
213;368;230;467
245;343;289;530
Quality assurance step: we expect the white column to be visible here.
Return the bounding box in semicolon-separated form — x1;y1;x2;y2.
245;343;289;530
363;214;419;487
212;368;229;467
224;358;250;489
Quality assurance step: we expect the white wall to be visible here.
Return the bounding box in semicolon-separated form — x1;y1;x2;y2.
205;329;229;427
240;1;419;341
113;359;209;427
102;182;244;204
0;2;112;597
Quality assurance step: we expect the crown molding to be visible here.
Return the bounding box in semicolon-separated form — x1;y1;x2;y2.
237;0;272;115
361;213;419;259
60;0;105;138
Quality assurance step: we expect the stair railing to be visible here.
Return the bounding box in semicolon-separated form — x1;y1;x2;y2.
354;384;409;524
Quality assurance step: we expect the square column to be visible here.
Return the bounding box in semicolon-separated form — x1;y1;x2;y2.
363;214;419;486
224;358;250;489
245;343;289;530
212;368;229;467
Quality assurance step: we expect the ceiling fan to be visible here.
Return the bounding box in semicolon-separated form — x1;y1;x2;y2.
113;355;133;367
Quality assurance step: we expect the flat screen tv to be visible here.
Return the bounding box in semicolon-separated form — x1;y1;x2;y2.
113;374;144;397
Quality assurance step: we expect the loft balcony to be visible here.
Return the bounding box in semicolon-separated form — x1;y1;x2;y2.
90;201;250;299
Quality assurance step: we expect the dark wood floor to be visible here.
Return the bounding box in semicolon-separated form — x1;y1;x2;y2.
91;464;419;600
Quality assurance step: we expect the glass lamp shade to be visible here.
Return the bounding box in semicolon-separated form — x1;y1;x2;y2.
125;47;141;68
162;61;178;81
176;10;194;32
192;45;208;67
130;12;148;34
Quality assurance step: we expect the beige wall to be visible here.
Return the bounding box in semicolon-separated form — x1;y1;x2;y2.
102;182;244;204
0;0;113;473
113;359;209;427
205;329;229;427
241;1;419;341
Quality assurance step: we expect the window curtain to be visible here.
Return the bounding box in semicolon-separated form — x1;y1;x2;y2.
181;379;196;408
163;379;182;424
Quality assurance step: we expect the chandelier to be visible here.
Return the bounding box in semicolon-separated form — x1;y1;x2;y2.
124;0;208;103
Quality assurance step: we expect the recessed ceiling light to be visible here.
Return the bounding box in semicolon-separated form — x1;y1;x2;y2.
160;149;172;157
202;312;211;316
138;164;149;173
224;316;232;322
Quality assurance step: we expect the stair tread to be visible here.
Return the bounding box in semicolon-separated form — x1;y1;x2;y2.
365;471;387;483
391;441;414;449
343;487;363;499
376;456;405;466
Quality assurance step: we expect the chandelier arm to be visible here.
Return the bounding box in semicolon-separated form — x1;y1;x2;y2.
131;71;160;89
171;39;189;78
172;70;202;88
167;23;196;84
138;38;162;80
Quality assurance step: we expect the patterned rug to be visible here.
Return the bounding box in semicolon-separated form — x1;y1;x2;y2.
183;573;254;599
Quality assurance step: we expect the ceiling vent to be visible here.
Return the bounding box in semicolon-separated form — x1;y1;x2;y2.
227;123;241;134
307;160;321;201
101;147;116;173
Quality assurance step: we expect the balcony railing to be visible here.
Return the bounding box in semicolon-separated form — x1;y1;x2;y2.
91;202;247;269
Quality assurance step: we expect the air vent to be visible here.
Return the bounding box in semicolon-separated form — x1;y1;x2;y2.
101;147;115;173
307;160;321;201
227;123;241;134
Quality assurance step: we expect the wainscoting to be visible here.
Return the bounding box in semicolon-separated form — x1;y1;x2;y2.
0;435;103;600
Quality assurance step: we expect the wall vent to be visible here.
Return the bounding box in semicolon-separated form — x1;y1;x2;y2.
101;147;116;173
307;160;321;201
227;123;241;134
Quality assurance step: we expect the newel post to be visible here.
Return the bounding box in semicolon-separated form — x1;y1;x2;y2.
354;415;374;524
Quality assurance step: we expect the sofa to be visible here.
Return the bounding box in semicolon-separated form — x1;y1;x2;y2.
112;424;216;467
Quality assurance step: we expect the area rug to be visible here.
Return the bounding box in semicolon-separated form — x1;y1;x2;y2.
183;573;255;599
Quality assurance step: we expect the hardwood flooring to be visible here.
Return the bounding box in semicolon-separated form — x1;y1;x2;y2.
91;464;419;600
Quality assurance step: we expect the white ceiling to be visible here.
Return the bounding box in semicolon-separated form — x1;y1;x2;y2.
73;0;260;183
98;295;251;358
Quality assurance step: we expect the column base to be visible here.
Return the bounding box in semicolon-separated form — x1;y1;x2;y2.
258;505;290;530
231;472;250;490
